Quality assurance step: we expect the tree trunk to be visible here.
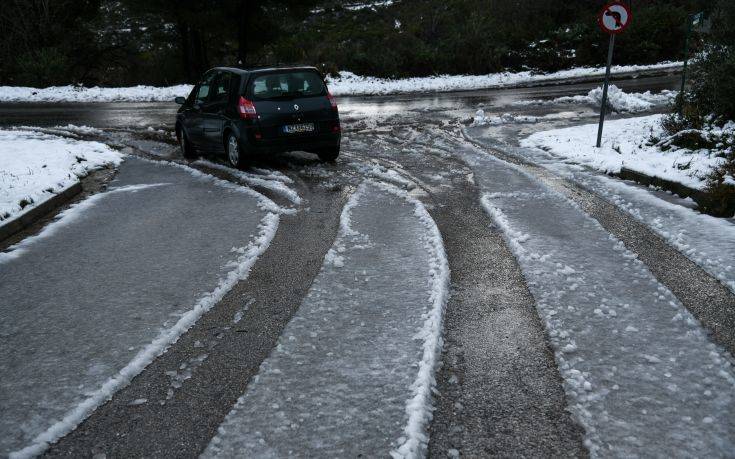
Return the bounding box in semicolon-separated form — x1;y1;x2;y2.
178;20;194;81
237;0;248;66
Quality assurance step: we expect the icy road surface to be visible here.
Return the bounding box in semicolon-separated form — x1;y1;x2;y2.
0;157;279;457
457;144;735;456
204;180;449;458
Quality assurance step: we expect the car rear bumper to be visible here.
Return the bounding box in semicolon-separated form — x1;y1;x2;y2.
242;128;340;155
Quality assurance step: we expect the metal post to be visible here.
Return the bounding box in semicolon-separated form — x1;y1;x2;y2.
680;14;693;96
596;34;616;148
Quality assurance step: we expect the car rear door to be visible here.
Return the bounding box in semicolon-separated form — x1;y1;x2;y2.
201;71;233;153
248;71;334;140
186;71;217;147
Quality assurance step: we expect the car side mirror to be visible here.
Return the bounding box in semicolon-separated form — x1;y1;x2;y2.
174;96;186;105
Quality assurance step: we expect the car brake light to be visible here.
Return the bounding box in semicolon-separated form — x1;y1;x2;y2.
327;91;338;110
238;96;257;119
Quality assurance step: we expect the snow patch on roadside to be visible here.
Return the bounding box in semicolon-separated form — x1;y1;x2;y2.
0;84;193;103
0;129;122;223
326;62;681;96
521;115;724;190
0;62;681;102
514;85;676;113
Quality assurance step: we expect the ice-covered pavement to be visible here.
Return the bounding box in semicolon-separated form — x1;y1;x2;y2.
0;157;280;457
456;144;735;456
204;180;449;458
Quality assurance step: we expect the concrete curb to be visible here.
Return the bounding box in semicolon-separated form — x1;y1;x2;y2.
616;167;735;218
0;182;83;243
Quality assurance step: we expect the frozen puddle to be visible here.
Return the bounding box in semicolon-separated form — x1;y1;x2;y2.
460;147;735;456
204;180;449;458
0;157;280;457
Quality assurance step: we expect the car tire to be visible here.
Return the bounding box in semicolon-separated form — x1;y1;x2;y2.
179;129;196;159
317;146;340;162
226;132;248;169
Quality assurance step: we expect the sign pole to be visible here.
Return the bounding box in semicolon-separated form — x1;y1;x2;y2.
596;34;616;148
680;14;693;97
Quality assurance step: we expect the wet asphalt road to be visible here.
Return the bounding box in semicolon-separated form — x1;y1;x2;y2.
4;71;734;457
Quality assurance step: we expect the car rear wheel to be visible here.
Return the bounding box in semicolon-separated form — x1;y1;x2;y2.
317;146;340;162
227;132;247;169
179;129;196;159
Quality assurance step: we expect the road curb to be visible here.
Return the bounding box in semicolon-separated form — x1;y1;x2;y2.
0;182;82;243
616;167;735;218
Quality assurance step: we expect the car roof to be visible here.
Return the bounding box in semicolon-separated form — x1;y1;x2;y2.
210;65;319;76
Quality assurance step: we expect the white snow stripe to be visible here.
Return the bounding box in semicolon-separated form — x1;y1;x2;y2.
194;159;302;206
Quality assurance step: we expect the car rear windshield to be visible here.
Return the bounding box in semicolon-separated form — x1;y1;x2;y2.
249;71;326;101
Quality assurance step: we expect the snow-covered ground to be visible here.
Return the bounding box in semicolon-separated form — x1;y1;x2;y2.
0;129;122;223
453;140;735;456
520;115;725;190
0;84;193;103
0;62;681;102
512;85;677;113
204;180;449;458
326;62;681;96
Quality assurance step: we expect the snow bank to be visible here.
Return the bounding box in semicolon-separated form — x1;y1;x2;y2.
0;84;193;103
514;85;677;113
0;62;681;102
326;62;681;96
520;115;725;190
0;129;122;223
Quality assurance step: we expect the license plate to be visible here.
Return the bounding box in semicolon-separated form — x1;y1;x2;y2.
283;123;315;134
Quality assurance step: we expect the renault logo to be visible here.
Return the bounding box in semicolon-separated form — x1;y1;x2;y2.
293;104;299;111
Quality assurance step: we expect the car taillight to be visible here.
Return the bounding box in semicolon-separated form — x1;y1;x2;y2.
238;96;257;119
327;91;338;111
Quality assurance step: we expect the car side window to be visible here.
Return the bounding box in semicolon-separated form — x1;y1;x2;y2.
212;72;231;103
196;72;216;104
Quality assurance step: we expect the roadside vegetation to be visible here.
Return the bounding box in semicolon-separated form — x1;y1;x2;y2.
0;0;711;87
662;0;735;216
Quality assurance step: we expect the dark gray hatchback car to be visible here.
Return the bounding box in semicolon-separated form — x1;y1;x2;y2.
175;65;341;168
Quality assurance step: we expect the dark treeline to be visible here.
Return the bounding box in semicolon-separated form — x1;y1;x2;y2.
0;0;713;87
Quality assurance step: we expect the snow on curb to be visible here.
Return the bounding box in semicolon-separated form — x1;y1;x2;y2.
8;163;281;459
0;129;122;224
370;181;450;459
0;62;681;102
